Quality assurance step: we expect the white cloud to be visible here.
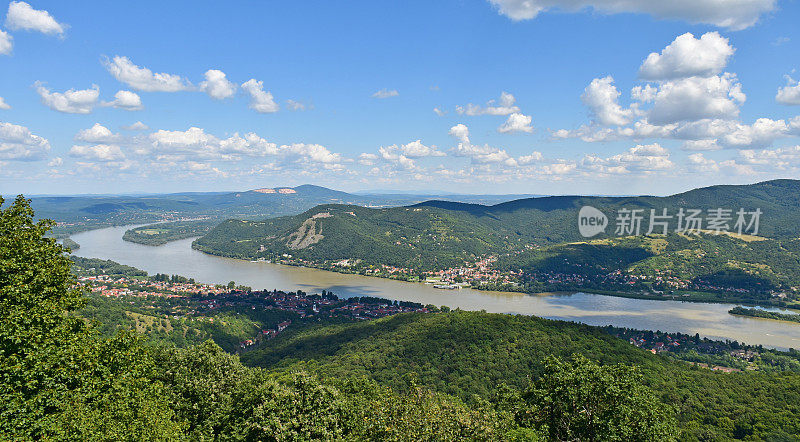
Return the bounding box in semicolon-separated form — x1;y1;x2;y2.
102;90;143;111
122;121;149;131
144;127;342;169
5;1;66;36
103;56;191;92
776;76;800;105
486;0;775;30
498;112;534;133
738;145;800;170
75;123;120;143
720;117;800;148
0;96;10;110
372;89;399;99
687;152;720;172
378;146;416;170
457;91;520;116
0;29;11;55
682;139;720;151
47;156;62;167
541;162;577;175
448;123;470;143
358;153;378;166
397;140;445;158
582;143;673;174
200;69;236;100
69;144;125;162
286;99;308;111
518;151;544;165
241;79;279;113
0;121;50;160
646;74;745;124
582;76;633;126
281;143;342;164
433;107;447;116
448;124;517;166
639;32;734;80
35;82;99;114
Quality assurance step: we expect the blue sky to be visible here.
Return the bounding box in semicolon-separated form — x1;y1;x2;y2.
1;0;799;195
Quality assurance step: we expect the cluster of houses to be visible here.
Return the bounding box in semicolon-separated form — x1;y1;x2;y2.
77;274;228;297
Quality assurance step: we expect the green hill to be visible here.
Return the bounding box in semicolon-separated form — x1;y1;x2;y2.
242;310;800;440
193;180;800;302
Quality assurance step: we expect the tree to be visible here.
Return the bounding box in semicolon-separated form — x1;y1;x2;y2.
0;196;180;439
519;354;677;441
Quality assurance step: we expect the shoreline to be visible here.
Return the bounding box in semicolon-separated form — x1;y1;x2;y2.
189;240;798;311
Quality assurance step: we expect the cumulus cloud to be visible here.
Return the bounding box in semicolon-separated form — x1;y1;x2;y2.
686;152;720;172
5;1;66;36
776;76;800;105
457;91;520;116
448;123;517;166
486;0;775;30
0;29;11;55
103;56;191;92
719;117;800;148
398;140;445;158
200;69;236;100
377;140;445;164
448;124;470;143
69;144;125;162
358;152;378;166
682;139;720;151
241;79;279;113
498;112;534;133
639;32;734;81
518;151;544;165
378;146;416;170
143;127;342;169
582;143;673;174
582;76;633;126
645;74;745;124
102;90;143;111
738;145;800;170
372;89;399;99
35;82;99;114
75;123;120;143
47;156;62;167
433;107;447;116
0;121;50;160
0;96;10;110
122;121;149;131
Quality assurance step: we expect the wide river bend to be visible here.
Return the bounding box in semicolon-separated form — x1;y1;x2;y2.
71;226;800;350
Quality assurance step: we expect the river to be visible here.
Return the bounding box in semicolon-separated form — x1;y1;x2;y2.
70;225;800;350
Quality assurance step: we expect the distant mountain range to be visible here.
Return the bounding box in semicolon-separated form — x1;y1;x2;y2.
22;184;549;232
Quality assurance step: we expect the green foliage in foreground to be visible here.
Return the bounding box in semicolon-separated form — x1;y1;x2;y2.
243;311;800;440
2;195;680;440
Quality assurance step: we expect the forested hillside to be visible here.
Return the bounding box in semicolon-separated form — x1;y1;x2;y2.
197;179;800;263
194;180;800;304
243;311;800;440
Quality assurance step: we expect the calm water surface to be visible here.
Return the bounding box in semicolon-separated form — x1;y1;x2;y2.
71;226;800;350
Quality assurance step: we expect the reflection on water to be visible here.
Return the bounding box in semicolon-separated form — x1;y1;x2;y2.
71;225;800;350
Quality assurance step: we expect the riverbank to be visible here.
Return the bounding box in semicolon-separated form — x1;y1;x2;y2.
729;306;800;324
191;241;798;310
